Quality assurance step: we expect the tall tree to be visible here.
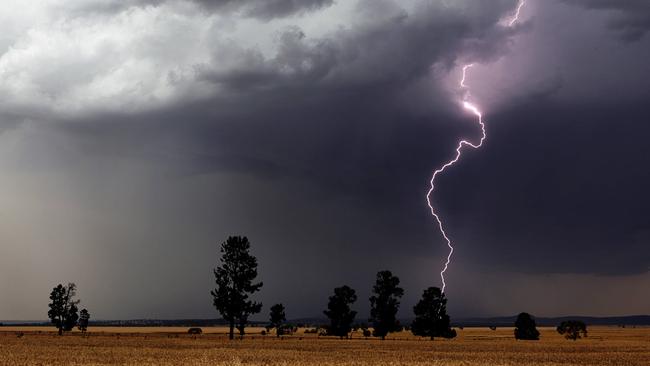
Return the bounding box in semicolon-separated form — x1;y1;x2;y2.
78;309;90;333
211;235;263;340
369;270;404;340
268;303;286;337
47;283;80;336
323;285;357;339
514;312;540;340
411;287;456;340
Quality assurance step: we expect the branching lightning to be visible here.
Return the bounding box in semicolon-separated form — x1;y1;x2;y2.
426;0;526;293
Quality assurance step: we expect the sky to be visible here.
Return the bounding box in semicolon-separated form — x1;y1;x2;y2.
0;0;648;321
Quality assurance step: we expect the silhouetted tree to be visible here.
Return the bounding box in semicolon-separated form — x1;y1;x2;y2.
369;270;404;340
236;316;249;338
48;283;80;336
78;309;90;333
268;303;286;337
514;312;540;340
211;236;263;340
557;320;587;340
323;285;358;339
411;287;456;340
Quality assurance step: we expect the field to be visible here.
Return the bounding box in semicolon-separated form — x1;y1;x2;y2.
0;326;648;365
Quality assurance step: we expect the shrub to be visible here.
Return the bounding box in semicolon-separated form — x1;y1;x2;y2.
557;320;587;340
514;313;540;340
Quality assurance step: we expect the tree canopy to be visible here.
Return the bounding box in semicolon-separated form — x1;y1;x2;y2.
47;283;80;336
323;285;358;339
211;236;263;340
369;270;404;340
557;320;588;340
411;287;456;340
268;303;287;337
78;309;90;333
514;312;540;340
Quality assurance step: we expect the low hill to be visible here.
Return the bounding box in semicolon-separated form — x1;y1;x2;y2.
3;315;648;328
453;315;650;327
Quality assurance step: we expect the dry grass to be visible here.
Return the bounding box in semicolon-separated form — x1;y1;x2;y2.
0;326;648;365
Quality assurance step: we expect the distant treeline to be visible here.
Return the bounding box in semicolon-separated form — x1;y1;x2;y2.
5;315;648;328
30;235;649;342
453;315;650;327
0;319;237;327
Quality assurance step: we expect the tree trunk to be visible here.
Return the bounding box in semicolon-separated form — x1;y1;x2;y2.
58;328;63;336
229;321;235;340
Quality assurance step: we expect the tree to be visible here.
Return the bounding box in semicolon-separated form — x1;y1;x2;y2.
268;303;286;337
211;236;263;340
514;312;540;340
236;315;250;338
47;283;80;336
411;287;456;340
369;270;404;340
78;309;90;333
323;285;358;339
557;320;587;340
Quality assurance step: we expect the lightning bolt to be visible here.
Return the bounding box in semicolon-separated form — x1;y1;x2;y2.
426;0;526;293
509;0;526;27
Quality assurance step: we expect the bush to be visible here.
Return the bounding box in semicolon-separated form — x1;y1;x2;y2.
557;320;587;340
278;324;297;336
514;313;540;340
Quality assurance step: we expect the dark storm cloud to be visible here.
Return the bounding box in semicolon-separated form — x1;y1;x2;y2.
438;101;650;276
563;0;650;41
194;1;521;94
1;0;649;320
194;0;334;19
59;0;334;20
131;0;647;279
51;0;165;15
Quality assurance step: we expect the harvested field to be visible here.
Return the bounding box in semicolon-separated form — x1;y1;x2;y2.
0;326;648;365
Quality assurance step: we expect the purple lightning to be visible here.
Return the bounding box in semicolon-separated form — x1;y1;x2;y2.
426;0;526;293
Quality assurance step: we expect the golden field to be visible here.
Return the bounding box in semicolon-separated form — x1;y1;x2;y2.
0;326;648;365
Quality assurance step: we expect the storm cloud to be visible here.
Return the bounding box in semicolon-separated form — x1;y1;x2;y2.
563;0;650;41
0;0;648;320
194;0;335;20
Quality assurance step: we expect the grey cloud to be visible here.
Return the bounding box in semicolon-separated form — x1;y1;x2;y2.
55;0;333;20
197;27;338;90
51;0;165;16
0;0;518;124
563;0;650;41
196;1;521;96
192;0;334;20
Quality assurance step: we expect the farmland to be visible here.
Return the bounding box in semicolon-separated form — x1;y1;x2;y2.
0;326;648;365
